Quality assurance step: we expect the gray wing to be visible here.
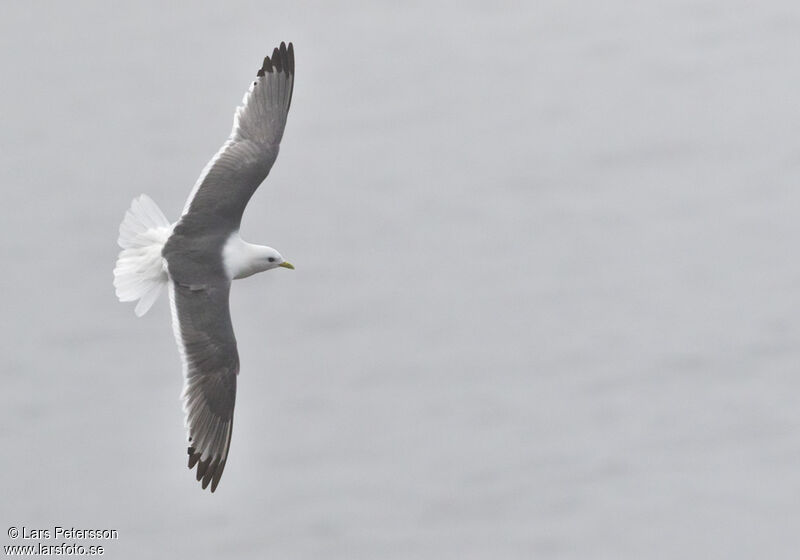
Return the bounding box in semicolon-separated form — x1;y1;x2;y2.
168;279;238;492
178;42;295;234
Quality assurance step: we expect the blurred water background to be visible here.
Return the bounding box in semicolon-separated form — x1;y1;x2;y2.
2;1;800;558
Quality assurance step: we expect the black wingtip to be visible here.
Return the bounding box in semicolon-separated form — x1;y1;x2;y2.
272;47;282;73
210;459;226;492
188;448;228;493
258;54;273;77
257;42;294;78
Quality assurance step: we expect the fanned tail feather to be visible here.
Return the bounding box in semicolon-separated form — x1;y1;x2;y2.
113;194;172;316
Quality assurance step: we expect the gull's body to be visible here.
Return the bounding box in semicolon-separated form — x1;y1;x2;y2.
113;42;296;492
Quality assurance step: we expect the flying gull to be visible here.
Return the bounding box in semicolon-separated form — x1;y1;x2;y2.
113;42;296;492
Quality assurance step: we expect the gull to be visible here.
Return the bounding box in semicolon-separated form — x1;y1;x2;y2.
113;42;296;492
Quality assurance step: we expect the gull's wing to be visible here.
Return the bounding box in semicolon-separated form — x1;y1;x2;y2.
179;42;295;234
168;280;238;492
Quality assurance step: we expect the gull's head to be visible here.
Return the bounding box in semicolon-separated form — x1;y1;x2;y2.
224;236;295;280
259;246;294;272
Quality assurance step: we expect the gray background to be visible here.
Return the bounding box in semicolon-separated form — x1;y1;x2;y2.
2;1;800;558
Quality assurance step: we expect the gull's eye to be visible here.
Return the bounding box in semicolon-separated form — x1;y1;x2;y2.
268;257;276;263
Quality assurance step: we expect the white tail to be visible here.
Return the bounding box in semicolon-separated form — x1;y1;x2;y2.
113;194;173;316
